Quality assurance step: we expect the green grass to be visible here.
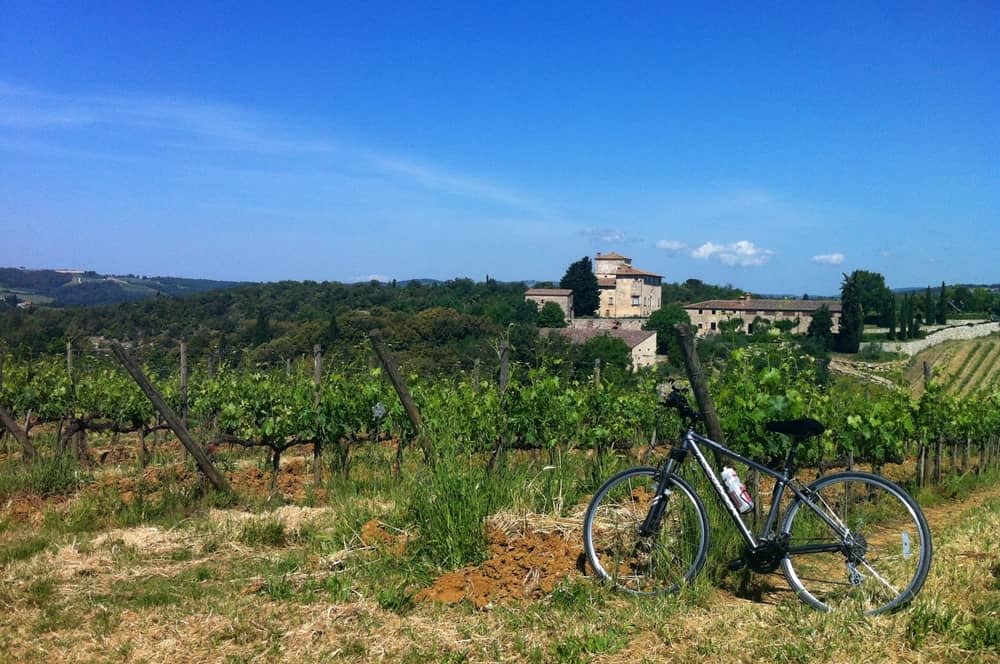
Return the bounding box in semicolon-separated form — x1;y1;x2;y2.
0;454;87;500
0;535;49;566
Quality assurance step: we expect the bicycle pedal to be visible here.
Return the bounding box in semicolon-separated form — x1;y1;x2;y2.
728;558;747;571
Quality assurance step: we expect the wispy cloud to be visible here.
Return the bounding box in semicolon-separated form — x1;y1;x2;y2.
656;239;687;253
363;152;552;215
691;240;775;267
811;253;845;265
0;80;552;217
580;228;644;244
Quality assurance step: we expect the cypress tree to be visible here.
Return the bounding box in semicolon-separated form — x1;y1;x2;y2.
559;257;600;317
836;272;864;353
937;281;948;325
886;293;897;341
924;286;934;325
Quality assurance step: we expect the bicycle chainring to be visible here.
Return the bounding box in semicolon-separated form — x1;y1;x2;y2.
745;534;790;573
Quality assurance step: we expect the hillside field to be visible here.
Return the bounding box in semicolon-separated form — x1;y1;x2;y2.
905;334;1000;397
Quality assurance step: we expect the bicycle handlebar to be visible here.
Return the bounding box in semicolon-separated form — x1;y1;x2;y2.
662;385;702;423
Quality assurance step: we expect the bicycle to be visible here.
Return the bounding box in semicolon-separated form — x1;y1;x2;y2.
583;386;932;615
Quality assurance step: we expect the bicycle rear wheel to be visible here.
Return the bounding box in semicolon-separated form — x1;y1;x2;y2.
781;471;932;615
583;467;709;595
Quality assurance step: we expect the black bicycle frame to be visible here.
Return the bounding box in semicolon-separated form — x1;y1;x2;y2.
658;427;849;554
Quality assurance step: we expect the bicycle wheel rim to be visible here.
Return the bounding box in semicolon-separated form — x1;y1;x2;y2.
781;472;932;615
584;468;709;595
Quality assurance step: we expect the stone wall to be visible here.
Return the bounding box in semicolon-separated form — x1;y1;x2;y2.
569;317;648;331
865;321;1000;356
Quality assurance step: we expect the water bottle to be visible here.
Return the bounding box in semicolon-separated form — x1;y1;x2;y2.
721;466;754;514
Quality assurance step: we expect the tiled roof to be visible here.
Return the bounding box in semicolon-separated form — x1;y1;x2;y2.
615;265;662;278
525;288;573;296
595;252;629;260
684;299;842;313
542;327;656;349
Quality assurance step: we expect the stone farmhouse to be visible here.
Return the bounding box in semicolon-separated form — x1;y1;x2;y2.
523;288;574;319
594;252;662;318
542;327;658;370
684;294;842;337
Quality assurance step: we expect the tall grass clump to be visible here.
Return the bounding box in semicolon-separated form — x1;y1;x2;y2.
0;455;86;500
405;453;513;570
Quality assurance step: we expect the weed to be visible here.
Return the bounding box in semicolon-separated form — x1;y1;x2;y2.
405;455;497;569
377;583;416;614
550;625;628;662
0;455;86;500
0;535;49;565
25;577;57;608
238;518;286;547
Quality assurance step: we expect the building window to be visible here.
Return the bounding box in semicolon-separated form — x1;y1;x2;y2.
698;309;703;315
632;295;640;306
711;309;716;315
698;323;704;329
710;322;717;331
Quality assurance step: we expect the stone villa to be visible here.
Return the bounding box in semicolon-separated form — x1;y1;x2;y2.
683;294;842;336
523;288;574;319
542;327;658;369
594;252;662;318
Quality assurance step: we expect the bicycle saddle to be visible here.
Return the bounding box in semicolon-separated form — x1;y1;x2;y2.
765;418;825;439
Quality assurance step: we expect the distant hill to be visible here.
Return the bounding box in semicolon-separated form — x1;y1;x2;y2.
0;267;243;307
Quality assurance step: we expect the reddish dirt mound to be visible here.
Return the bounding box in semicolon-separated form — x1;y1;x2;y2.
416;527;584;608
229;457;326;501
359;519;409;555
90;464;198;504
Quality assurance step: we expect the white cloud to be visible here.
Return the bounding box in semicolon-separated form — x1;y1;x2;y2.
656;240;687;252
690;240;775;267
580;228;643;244
352;273;393;283
812;253;845;265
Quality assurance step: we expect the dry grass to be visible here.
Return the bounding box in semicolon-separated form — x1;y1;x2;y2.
2;471;1000;663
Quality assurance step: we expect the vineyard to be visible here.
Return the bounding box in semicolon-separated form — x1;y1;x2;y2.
905;334;1000;398
2;337;1000;661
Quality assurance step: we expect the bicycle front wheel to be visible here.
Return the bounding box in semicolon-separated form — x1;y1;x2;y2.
583;467;709;595
781;471;932;615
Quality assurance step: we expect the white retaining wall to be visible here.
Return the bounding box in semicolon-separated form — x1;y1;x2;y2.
865;321;1000;356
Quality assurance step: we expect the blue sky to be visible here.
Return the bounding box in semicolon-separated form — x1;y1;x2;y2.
1;2;997;295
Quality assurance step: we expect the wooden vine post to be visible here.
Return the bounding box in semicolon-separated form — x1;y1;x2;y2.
110;342;230;493
674;324;725;468
488;339;511;473
179;338;189;427
368;330;434;469
313;344;323;485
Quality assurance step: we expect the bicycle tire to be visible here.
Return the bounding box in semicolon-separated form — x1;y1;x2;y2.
780;471;932;615
584;467;709;595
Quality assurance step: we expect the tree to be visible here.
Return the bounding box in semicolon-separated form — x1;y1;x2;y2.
852;270;893;325
252;308;271;346
836;272;864;353
923;287;934;325
806;305;835;351
643;304;690;358
936;281;947;325
774;318;799;335
537;302;568;328
559;257;599;317
901;295;912;339
577;334;632;374
718;317;745;344
886;292;897;341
